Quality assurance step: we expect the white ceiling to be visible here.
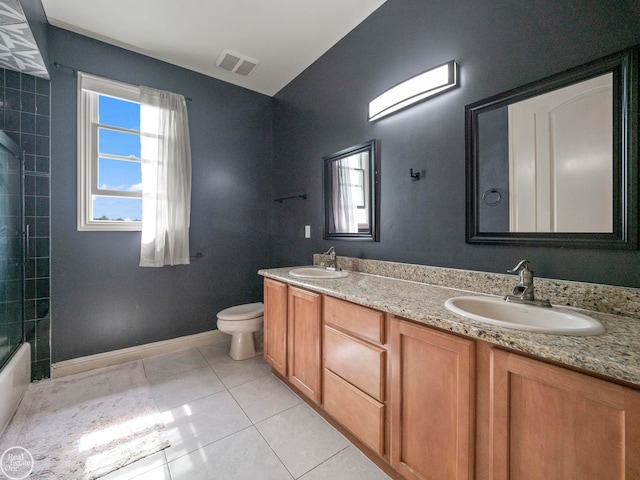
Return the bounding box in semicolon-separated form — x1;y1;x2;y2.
40;0;387;96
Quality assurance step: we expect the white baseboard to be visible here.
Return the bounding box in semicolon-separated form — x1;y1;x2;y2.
51;330;227;378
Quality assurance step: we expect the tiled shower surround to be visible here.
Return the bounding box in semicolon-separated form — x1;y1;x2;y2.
0;68;50;380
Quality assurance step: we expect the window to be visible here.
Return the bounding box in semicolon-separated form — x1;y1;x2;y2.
78;73;144;231
338;152;370;230
78;73;193;266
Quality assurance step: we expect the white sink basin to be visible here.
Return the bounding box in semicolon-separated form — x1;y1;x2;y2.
289;267;349;279
444;296;604;336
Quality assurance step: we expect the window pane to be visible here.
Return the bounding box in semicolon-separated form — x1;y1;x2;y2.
98;128;141;158
349;168;364;187
99;96;140;130
93;196;142;222
98;158;142;192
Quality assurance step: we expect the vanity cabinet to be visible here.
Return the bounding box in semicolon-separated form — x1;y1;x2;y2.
287;285;322;404
263;279;322;404
390;317;476;480
322;296;387;457
263;278;288;377
488;349;640;480
262;276;640;480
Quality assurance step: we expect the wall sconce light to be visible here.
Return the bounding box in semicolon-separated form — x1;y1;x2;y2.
368;60;458;121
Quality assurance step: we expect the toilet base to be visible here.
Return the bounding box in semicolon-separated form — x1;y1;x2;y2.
229;332;258;360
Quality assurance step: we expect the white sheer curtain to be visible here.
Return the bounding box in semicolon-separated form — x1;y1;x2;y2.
332;159;358;233
139;86;192;267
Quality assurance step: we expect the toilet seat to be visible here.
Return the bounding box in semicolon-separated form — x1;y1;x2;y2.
217;302;264;321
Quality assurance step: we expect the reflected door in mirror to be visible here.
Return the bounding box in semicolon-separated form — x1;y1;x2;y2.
508;73;612;232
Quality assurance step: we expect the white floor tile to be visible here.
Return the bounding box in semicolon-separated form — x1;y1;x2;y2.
169;427;293;480
143;349;209;381
299;446;392;480
210;355;272;388
128;464;172;480
148;366;226;411
256;403;350;478
31;342;392;480
198;337;233;366
162;390;252;462
230;374;302;423
97;451;168;480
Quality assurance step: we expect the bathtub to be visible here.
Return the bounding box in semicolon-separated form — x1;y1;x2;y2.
0;343;30;438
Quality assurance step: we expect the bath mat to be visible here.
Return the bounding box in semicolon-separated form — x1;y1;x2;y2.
0;361;170;479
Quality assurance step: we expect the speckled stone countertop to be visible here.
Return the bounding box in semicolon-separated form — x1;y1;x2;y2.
259;262;640;388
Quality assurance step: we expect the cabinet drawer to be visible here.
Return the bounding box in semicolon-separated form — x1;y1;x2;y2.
324;326;385;401
324;369;385;456
324;296;385;345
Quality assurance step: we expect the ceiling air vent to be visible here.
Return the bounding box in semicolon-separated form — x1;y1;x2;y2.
216;50;259;77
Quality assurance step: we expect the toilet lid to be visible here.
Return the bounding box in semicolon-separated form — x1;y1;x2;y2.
217;302;264;320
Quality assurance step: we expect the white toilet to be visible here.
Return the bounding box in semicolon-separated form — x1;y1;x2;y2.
216;302;264;360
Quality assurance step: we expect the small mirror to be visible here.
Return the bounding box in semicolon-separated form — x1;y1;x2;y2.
466;47;638;248
324;140;380;241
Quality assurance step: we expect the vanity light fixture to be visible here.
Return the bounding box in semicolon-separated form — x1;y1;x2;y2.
368;60;458;121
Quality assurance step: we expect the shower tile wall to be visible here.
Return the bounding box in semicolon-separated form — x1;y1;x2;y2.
0;68;50;380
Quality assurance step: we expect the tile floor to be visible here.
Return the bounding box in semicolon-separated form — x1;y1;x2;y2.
101;336;391;479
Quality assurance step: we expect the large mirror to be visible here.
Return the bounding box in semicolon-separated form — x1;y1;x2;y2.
324;139;380;241
466;47;638;248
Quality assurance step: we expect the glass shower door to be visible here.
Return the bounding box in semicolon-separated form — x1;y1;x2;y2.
0;132;23;369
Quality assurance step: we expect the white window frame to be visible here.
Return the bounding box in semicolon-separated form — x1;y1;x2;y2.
78;72;144;231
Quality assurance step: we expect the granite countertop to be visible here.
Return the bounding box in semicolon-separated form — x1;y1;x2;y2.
259;266;640;388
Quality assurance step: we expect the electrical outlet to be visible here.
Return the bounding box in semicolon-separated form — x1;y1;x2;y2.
305;225;311;238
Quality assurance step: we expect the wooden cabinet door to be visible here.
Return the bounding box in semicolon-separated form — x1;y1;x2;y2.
490;349;640;480
288;286;322;404
390;318;475;480
263;278;288;376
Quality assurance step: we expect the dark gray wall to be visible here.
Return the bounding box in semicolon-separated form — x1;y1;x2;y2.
271;0;640;287
49;27;273;362
43;0;640;364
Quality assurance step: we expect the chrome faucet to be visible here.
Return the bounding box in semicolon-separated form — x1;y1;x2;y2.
504;260;551;307
322;246;340;271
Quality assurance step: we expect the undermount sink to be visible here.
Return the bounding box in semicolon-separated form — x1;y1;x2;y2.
289;267;349;279
444;296;604;336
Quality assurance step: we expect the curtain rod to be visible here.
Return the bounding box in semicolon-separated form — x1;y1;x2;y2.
53;61;193;102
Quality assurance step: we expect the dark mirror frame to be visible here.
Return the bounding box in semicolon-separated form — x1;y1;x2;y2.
323;139;380;241
465;46;639;249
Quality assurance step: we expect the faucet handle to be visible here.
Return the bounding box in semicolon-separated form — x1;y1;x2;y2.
507;259;531;274
323;246;335;256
